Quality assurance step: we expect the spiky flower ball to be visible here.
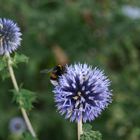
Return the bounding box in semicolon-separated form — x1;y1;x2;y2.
53;63;112;122
0;18;22;55
9;117;26;134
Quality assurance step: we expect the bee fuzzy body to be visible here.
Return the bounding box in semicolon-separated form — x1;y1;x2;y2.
41;65;66;86
50;65;66;86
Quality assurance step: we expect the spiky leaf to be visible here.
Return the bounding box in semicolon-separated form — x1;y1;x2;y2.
81;124;102;140
13;53;29;67
12;88;36;110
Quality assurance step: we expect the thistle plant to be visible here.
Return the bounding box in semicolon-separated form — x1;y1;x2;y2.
53;63;112;140
0;18;36;138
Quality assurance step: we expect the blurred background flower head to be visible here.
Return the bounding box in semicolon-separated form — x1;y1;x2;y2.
9;117;26;135
0;18;22;55
122;5;140;19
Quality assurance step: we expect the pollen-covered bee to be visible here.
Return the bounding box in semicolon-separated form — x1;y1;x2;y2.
41;64;66;86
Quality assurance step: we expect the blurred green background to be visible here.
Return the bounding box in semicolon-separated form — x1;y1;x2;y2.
1;0;140;140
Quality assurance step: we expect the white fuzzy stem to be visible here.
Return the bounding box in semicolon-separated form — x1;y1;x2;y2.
77;118;83;140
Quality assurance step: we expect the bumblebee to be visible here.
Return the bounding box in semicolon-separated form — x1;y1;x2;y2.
41;64;66;86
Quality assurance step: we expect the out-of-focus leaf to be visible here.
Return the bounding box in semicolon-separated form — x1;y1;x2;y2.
81;124;102;140
22;132;38;140
13;53;29;67
12;88;36;111
0;56;9;80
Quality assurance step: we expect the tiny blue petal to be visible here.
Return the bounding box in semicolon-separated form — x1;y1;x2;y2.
0;18;22;55
53;63;112;122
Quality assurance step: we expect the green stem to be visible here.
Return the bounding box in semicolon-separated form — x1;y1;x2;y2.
77;118;83;140
6;52;36;138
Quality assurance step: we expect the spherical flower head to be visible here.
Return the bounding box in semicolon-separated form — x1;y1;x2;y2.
0;18;22;55
53;63;112;122
9;117;26;134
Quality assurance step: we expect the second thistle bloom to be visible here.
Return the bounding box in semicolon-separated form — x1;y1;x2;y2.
0;18;22;55
53;63;112;122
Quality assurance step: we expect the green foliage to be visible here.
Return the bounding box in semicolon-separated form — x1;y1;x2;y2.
0;56;7;71
12;88;36;110
12;53;29;67
22;133;38;140
83;124;92;132
81;124;102;140
0;53;28;80
8;132;38;140
0;56;10;80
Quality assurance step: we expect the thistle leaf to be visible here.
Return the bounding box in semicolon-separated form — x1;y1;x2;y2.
81;124;102;140
12;88;36;111
13;53;29;67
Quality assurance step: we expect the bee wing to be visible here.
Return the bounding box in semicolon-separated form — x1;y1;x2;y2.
40;68;54;74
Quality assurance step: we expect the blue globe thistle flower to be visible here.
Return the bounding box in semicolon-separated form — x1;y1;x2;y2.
53;63;112;122
9;117;26;134
0;18;22;55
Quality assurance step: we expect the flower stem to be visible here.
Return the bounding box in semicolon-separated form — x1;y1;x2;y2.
77;118;83;140
6;53;37;138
